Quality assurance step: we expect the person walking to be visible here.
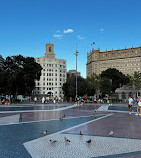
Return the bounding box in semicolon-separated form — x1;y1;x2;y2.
128;96;133;114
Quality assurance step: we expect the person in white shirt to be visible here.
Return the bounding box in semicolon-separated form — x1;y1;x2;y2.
128;96;133;114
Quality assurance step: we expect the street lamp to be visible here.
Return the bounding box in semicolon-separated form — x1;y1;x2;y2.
74;50;79;98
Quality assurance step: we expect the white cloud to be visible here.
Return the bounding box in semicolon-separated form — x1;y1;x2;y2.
64;29;74;34
100;28;104;32
53;34;63;39
56;30;60;33
77;35;85;40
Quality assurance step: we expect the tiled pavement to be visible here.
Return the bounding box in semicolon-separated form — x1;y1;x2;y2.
0;103;141;158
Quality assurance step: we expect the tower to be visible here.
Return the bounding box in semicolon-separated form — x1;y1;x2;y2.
45;43;55;59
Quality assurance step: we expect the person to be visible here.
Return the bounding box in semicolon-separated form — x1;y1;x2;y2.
42;97;45;104
128;96;133;114
34;96;37;104
109;96;112;106
136;96;141;115
5;97;9;105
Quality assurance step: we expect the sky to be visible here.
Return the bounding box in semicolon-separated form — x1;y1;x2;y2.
0;0;141;78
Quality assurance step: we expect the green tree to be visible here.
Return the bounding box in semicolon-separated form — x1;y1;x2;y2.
101;68;129;94
62;76;93;99
128;71;141;90
1;55;42;99
87;73;101;94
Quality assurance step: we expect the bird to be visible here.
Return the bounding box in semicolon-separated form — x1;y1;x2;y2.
79;131;83;135
86;139;91;143
59;117;62;120
109;131;114;136
50;140;57;143
64;137;70;142
63;114;65;118
41;130;47;136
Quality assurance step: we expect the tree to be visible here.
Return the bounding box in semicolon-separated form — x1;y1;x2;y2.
0;55;42;99
87;73;101;94
128;71;141;90
101;68;129;94
62;76;93;99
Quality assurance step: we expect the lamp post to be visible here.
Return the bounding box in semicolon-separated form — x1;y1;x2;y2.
74;50;79;99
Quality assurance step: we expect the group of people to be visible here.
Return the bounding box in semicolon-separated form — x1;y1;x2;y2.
34;96;64;104
128;96;141;115
1;97;10;105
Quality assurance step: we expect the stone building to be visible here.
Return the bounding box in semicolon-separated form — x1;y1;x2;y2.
67;70;81;78
87;46;141;77
87;46;141;101
33;43;67;97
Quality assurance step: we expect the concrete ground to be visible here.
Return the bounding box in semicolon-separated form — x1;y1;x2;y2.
0;103;140;158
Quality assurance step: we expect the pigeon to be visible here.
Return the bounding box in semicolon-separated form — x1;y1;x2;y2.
64;137;70;142
50;140;57;143
94;114;96;118
86;139;91;143
109;131;113;136
79;131;83;135
41;130;47;136
59;117;62;120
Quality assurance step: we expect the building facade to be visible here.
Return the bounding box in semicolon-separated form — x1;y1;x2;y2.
33;43;67;97
87;46;141;77
67;70;81;78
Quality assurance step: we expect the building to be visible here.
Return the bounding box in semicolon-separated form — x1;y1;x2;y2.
33;43;67;97
87;46;141;77
67;70;81;78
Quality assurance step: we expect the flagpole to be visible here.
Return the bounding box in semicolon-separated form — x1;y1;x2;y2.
74;48;78;99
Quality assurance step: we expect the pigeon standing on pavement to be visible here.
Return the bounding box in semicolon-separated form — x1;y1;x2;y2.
86;139;91;143
64;137;70;142
41;130;47;136
109;131;114;136
79;131;83;135
50;140;57;143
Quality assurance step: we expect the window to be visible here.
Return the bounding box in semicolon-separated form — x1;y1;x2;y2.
55;83;57;86
55;73;57;76
43;78;45;81
55;64;57;67
49;73;51;76
55;78;57;81
49;46;51;52
43;73;45;76
43;87;45;90
43;82;45;85
60;74;62;77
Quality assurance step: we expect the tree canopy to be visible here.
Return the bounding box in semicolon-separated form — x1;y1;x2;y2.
0;55;42;99
100;68;129;94
62;76;94;99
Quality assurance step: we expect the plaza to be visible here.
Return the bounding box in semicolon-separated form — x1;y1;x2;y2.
0;102;141;158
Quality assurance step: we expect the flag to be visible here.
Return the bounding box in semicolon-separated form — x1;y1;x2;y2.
91;44;93;46
93;42;95;44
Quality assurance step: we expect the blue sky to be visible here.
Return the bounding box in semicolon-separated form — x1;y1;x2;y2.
0;0;141;78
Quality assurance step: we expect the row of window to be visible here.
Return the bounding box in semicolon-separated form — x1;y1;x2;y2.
41;82;63;86
42;69;66;73
41;63;66;68
42;73;65;77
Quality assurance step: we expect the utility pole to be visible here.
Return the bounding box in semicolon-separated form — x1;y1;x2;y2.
74;50;79;98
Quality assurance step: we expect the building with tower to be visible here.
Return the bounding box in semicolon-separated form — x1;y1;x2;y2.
33;43;67;97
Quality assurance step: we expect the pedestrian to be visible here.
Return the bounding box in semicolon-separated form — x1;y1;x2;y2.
128;96;133;114
136;96;141;115
34;96;37;104
42;97;45;104
5;97;9;105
